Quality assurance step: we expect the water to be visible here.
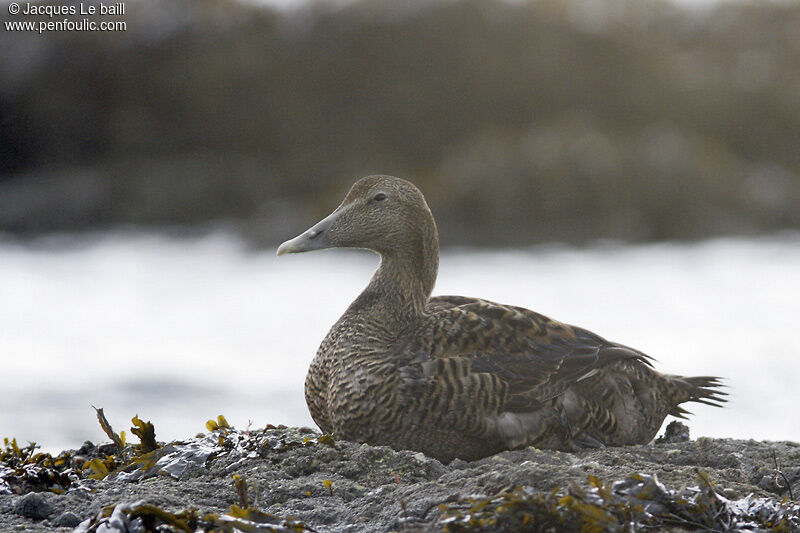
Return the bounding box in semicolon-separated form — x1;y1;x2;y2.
1;230;799;453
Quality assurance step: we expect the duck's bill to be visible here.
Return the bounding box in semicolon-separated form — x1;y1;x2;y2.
276;205;346;256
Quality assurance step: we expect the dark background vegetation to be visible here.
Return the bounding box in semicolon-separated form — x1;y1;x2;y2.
1;0;799;246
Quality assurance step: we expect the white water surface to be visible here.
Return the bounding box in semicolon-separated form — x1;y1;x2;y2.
1;230;799;453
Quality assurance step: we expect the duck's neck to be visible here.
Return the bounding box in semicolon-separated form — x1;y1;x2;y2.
349;229;439;330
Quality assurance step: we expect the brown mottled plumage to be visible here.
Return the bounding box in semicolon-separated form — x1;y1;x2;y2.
277;175;726;462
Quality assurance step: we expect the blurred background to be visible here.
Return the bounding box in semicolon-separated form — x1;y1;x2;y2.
1;0;799;452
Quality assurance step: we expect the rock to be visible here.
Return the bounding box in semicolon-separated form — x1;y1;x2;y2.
1;426;799;531
52;511;82;527
655;420;690;443
13;492;52;520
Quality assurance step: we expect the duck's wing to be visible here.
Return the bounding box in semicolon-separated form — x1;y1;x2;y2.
424;295;650;399
396;295;651;445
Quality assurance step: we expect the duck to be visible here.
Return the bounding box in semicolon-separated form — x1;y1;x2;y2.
277;175;726;462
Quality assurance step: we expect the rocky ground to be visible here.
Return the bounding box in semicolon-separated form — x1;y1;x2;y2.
1;421;799;532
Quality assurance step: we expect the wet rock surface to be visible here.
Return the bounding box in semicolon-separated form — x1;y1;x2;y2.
1;424;799;532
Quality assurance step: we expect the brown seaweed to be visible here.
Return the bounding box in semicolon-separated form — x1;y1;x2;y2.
74;500;311;533
439;471;800;532
0;437;82;494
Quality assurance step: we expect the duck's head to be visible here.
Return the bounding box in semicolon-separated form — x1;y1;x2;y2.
277;175;437;259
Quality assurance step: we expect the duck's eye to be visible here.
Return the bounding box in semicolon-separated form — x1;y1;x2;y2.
373;193;387;202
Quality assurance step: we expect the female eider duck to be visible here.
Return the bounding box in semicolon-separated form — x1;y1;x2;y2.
277;175;726;462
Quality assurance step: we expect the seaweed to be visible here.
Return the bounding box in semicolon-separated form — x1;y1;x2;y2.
131;415;159;454
207;415;232;432
234;474;251;508
74;500;312;533
81;413;160;480
1;410;336;494
0;437;82;494
87;411;336;483
771;449;795;500
439;472;800;532
95;406;126;450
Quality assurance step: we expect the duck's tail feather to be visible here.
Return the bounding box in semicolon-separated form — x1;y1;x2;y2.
668;375;728;417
